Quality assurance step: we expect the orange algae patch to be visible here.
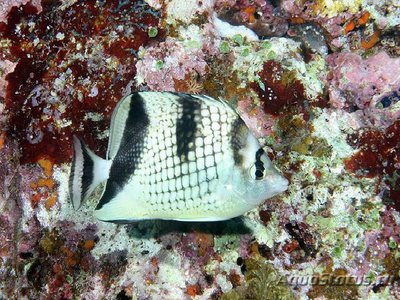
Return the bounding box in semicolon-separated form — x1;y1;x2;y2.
361;29;380;49
283;240;300;253
344;11;370;34
150;256;158;268
37;178;54;189
195;233;214;257
174;72;203;94
0;132;5;149
229;271;241;287
82;240;95;251
186;284;201;297
53;263;63;274
62;246;78;267
45;194;57;210
344;19;356;34
30;157;56;207
31;193;42;207
242;6;256;23
290;17;305;24
65;256;78;268
0;245;8;256
358;11;370;26
38;157;54;177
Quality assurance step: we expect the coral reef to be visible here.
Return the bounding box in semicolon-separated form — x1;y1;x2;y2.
1;0;161;163
216;0;288;38
1;0;399;299
0;0;42;23
136;35;209;91
327;51;400;128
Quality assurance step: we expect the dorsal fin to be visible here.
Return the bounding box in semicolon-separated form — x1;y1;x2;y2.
107;94;133;160
96;93;150;210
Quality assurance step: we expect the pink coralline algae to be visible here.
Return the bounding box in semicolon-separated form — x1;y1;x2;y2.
136;38;208;91
280;1;379;51
1;0;400;299
237;96;276;138
327;51;400;128
0;60;16;99
280;0;356;25
216;0;288;38
0;0;42;23
380;209;400;244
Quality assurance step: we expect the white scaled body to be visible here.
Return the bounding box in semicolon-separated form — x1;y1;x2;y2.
69;92;288;222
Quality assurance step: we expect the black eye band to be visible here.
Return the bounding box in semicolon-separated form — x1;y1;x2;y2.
255;148;265;176
255;148;264;160
255;169;264;178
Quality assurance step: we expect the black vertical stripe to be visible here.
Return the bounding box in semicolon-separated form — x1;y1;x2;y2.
230;117;248;166
175;93;201;162
96;93;149;210
68;136;94;207
81;141;94;198
255;148;265;178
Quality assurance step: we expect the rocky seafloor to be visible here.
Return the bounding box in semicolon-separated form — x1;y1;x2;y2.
0;0;399;299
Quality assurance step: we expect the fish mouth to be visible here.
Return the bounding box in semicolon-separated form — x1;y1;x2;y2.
268;171;289;196
276;176;289;193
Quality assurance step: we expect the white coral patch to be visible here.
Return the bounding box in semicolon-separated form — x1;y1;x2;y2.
312;110;357;159
244;210;290;248
216;274;233;293
166;0;213;25
232;37;301;86
212;14;259;41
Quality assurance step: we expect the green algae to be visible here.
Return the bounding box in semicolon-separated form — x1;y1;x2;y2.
241;48;250;57
267;50;277;60
219;41;231;54
388;239;397;250
261;40;272;50
155;60;164;70
232;34;244;46
148;27;158;38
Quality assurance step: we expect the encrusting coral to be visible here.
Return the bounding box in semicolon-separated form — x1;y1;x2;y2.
0;0;399;299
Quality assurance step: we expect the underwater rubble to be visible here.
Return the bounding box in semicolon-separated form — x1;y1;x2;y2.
0;0;399;299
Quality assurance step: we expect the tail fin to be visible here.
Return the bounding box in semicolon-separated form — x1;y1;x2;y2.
69;135;112;209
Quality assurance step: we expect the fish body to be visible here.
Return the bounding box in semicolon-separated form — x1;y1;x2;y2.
69;92;288;222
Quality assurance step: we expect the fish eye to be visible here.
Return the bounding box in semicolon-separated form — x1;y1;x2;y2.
250;148;266;180
249;164;266;180
255;169;264;179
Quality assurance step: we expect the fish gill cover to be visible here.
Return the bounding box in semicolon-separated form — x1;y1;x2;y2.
0;0;400;299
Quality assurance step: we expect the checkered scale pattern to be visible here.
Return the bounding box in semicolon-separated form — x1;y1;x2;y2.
134;98;235;213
